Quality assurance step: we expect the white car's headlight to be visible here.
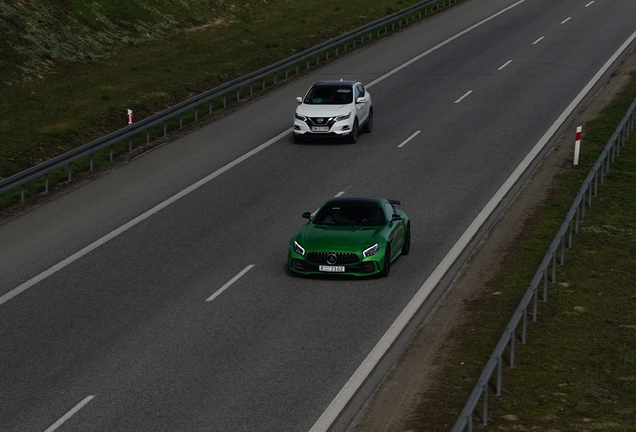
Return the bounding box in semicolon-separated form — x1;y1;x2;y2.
334;112;351;122
295;112;307;121
294;241;306;256
363;243;380;257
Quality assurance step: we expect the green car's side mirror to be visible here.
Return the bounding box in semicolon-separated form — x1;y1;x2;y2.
302;212;311;219
392;214;402;221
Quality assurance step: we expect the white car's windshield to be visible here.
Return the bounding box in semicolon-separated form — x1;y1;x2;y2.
304;86;353;105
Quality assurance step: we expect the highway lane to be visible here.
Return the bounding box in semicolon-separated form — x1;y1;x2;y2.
1;0;636;430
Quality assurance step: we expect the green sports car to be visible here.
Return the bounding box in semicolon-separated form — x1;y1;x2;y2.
288;196;410;277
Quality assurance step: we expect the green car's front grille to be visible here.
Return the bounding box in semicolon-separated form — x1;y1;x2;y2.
306;252;360;265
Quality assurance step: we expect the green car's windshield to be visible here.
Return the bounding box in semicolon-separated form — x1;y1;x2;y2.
304;86;353;105
313;205;386;226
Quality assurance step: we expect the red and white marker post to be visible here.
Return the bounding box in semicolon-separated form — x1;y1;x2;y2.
573;126;582;166
127;109;134;125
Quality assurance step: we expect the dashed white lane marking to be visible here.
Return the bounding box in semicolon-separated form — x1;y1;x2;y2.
44;395;95;432
366;0;527;88
585;1;594;7
561;17;572;24
206;265;254;302
533;36;545;44
454;90;473;104
397;131;421;148
498;60;513;70
0;130;289;307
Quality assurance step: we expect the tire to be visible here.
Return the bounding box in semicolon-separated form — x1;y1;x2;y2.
348;119;359;144
401;222;411;256
362;108;373;133
381;245;391;277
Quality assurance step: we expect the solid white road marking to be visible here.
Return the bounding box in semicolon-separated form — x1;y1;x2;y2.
0;130;289;306
533;36;545;44
498;60;513;70
454;90;473;104
206;265;254;302
309;25;636;432
44;395;95;432
561;17;572;24
397;130;421;148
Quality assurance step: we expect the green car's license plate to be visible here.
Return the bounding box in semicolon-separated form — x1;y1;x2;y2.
319;265;345;272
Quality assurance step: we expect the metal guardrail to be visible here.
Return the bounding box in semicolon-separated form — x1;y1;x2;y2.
0;0;462;203
451;95;636;432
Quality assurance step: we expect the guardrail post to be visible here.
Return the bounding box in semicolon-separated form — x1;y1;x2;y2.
568;220;573;249
551;250;557;283
129;137;133;153
146;130;150;145
496;355;502;395
179;115;183;129
195;108;198;121
594;170;598;196
250;82;253;97
163;121;167;137
532;280;548;322
575;203;580;233
68;163;72;182
510;331;516;367
209;101;213;114
21;185;25;203
110;145;113;162
482;384;488;426
45;173;49;194
90;153;94;171
237;88;240;102
522;307;527;343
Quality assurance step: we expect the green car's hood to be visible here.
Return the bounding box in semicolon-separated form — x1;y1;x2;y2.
297;223;384;251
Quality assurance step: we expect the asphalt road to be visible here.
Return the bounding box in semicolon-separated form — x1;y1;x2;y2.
1;0;636;431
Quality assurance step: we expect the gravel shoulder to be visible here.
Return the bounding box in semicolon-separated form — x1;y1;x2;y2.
351;45;636;432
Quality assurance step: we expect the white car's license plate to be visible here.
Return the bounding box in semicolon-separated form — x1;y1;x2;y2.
311;126;329;132
319;265;345;273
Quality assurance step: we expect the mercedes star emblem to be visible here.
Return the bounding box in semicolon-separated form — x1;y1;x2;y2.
326;253;338;265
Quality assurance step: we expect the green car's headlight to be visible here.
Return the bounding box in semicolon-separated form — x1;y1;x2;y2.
334;112;351;122
363;243;380;257
293;240;306;256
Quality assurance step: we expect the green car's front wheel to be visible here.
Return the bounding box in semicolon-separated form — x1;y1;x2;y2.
402;222;411;255
381;246;390;277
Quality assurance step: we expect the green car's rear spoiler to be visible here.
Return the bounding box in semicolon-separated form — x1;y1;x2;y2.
389;200;401;205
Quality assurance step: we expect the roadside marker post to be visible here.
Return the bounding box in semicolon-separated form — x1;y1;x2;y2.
574;126;582;165
127;109;134;125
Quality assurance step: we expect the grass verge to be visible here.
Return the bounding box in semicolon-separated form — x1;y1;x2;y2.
404;69;636;430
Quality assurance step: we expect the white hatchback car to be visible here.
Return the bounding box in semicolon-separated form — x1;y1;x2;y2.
293;80;373;143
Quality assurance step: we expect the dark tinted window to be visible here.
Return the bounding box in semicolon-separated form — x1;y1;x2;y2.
304;85;353;105
313;205;386;226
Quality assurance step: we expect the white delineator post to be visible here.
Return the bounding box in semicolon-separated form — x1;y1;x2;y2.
127;109;134;125
573;126;582;165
